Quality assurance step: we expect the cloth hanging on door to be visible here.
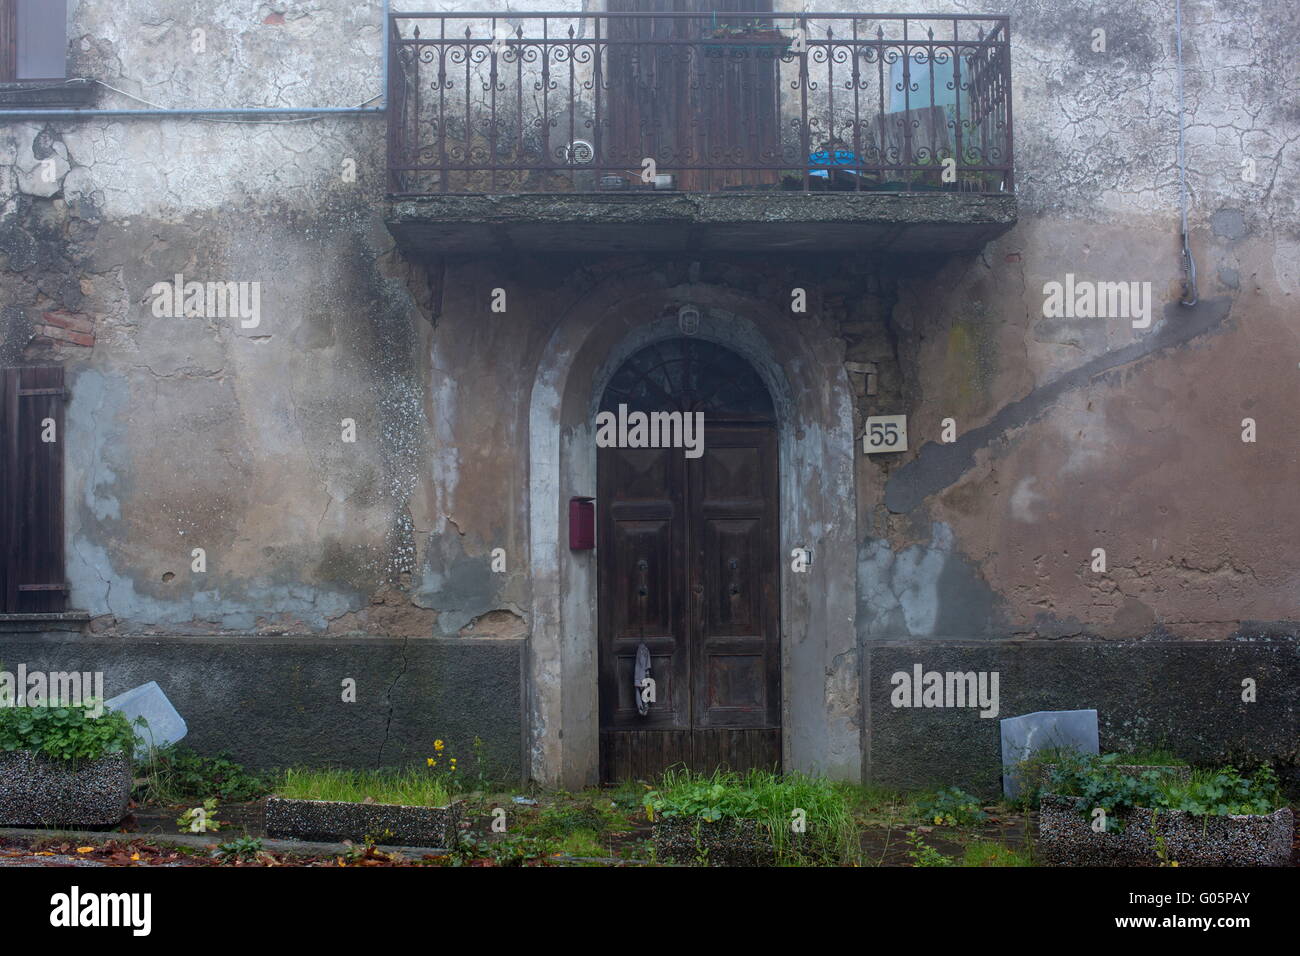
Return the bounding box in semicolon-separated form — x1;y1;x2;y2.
634;642;652;717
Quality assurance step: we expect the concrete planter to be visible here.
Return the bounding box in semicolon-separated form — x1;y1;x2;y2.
1039;795;1293;867
652;816;778;866
265;796;463;848
0;749;133;828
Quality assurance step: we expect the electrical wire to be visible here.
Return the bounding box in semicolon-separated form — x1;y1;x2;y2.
92;79;382;124
1175;0;1199;306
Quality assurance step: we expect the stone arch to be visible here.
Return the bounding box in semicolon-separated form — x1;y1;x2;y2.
527;276;860;787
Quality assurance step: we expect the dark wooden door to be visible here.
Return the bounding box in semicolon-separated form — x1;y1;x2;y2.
598;339;780;782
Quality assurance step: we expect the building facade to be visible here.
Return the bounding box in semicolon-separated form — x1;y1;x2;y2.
1;0;1297;791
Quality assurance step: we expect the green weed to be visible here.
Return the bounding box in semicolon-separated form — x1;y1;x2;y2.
643;767;860;865
0;701;140;762
135;745;272;804
276;767;452;808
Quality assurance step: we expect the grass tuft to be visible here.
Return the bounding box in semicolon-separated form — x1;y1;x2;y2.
276;767;452;808
644;767;860;865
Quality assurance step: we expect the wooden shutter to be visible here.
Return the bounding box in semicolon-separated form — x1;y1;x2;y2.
605;0;680;172
0;0;16;82
15;0;65;81
1;366;67;613
691;0;779;191
605;0;778;191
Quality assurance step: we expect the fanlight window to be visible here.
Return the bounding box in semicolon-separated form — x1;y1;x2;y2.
600;338;774;422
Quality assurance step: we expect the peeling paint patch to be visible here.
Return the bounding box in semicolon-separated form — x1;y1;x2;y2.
459;609;527;639
412;532;504;635
68;538;356;631
1010;476;1044;522
857;522;999;640
884;297;1233;513
1210;208;1248;241
68;368;124;522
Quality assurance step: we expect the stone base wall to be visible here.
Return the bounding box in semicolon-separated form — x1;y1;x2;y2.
863;637;1300;795
0;634;526;781
7;631;1297;795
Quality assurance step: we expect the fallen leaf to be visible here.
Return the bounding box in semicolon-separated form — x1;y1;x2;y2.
76;846;95;854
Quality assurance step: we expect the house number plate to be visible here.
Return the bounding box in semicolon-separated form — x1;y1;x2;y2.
862;415;908;454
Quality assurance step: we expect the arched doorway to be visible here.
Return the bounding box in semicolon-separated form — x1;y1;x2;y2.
596;338;781;782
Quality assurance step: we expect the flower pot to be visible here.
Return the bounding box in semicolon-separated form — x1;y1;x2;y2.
1038;795;1292;867
265;796;464;848
652;815;776;866
0;749;133;828
705;28;787;42
702;30;792;58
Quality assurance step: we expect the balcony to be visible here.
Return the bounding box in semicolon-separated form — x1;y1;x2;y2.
384;11;1017;256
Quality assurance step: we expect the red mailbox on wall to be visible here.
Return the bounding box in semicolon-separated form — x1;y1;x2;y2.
569;496;595;550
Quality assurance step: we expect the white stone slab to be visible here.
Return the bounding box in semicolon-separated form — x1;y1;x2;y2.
1000;709;1098;799
105;681;188;749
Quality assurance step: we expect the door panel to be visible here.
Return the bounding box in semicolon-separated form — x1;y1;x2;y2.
599;445;689;735
691;426;779;732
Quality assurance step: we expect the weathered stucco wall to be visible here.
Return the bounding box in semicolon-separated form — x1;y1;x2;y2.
852;0;1299;644
0;2;525;639
0;0;1296;782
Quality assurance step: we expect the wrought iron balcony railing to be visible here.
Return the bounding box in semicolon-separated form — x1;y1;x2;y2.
387;11;1013;197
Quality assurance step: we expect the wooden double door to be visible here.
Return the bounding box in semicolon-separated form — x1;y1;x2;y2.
597;339;781;782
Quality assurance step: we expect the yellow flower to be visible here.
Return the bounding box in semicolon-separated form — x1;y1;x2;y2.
426;758;435;767
434;740;445;751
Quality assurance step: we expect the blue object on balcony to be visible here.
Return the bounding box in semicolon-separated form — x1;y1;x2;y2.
808;147;860;179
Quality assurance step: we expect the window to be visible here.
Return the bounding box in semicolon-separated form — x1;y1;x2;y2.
1;0;67;82
0;0;91;107
1;366;67;614
889;53;973;115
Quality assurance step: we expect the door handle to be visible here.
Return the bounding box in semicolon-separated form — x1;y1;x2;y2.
633;642;653;716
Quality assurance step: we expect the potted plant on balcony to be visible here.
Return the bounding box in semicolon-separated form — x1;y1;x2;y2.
703;20;792;58
0;698;141;828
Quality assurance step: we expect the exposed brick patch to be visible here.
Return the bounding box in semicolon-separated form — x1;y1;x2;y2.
27;309;95;356
42;310;94;335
